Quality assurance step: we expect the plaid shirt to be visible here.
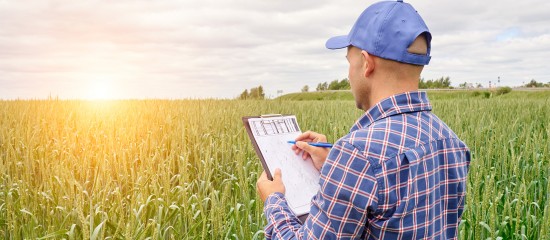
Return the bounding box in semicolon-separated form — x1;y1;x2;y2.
263;91;470;239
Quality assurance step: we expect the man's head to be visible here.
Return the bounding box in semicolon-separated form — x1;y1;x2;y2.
326;0;431;110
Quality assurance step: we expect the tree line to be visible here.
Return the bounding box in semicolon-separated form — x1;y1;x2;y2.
302;76;453;92
523;79;550;88
301;78;351;92
238;86;265;99
236;78;548;100
418;76;452;89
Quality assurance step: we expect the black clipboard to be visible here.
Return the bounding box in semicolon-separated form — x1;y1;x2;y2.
242;114;309;223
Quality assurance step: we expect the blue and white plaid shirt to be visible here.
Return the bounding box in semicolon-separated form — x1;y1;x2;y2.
263;91;470;239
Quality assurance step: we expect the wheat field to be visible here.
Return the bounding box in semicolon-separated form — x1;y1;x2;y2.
0;91;549;239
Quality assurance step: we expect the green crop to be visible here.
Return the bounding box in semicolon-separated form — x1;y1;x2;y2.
0;91;548;239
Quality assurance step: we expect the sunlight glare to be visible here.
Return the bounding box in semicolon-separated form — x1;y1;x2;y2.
85;76;116;100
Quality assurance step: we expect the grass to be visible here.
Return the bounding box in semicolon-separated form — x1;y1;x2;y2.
0;91;548;239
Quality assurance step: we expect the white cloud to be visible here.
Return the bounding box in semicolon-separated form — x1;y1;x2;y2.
0;0;549;99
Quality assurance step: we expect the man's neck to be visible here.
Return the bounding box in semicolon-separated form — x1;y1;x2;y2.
364;76;419;111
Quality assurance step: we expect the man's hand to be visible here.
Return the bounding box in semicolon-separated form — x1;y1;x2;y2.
257;169;285;202
291;131;330;171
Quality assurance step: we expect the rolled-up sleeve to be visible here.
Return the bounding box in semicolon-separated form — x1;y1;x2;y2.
264;141;379;239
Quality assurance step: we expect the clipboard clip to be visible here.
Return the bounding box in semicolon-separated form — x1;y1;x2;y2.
260;114;285;124
260;114;283;118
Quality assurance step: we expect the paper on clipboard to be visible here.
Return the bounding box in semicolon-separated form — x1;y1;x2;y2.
243;115;320;217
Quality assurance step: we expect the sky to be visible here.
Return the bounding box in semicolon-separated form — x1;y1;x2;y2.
1;0;549;99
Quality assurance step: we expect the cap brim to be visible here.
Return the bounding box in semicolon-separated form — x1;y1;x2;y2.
325;35;350;49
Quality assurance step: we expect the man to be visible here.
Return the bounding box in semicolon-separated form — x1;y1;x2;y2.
256;0;471;239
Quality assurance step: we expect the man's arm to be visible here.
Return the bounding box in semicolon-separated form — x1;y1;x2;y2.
263;141;379;239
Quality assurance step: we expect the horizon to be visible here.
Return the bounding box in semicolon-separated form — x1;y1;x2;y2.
2;86;549;101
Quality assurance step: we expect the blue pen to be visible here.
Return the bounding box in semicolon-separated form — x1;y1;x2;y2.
287;140;333;148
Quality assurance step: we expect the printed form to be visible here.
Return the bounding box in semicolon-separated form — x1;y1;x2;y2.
248;115;320;216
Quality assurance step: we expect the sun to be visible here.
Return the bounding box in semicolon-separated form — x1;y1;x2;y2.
78;72;131;100
85;76;117;100
86;81;113;100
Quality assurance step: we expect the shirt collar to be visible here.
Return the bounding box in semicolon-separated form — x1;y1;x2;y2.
350;91;432;132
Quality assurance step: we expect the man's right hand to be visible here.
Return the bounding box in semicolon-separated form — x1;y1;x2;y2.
291;131;330;171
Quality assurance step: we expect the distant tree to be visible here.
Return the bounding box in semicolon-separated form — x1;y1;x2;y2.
328;79;340;90
249;87;258;98
476;83;483;88
311;78;350;91
258;86;265;98
301;85;309;92
316;82;328;91
248;86;265;99
323;78;351;90
419;76;452;89
338;78;350;89
419;78;427;89
524;79;543;88
442;76;451;88
459;82;468;89
238;89;249;99
238;85;265;99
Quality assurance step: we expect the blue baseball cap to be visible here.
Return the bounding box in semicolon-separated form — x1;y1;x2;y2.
326;0;431;65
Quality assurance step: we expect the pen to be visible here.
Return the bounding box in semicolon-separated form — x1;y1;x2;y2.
287;140;333;148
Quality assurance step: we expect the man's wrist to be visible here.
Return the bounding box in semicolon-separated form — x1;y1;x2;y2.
264;192;285;206
263;192;292;219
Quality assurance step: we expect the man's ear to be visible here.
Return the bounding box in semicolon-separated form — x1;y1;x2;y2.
361;50;375;78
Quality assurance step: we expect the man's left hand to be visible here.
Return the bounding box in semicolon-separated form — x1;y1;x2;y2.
257;168;285;202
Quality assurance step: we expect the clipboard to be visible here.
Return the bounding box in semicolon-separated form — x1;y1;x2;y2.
242;114;320;221
242;114;293;180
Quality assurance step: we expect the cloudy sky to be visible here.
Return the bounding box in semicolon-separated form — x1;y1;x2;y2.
1;0;549;99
